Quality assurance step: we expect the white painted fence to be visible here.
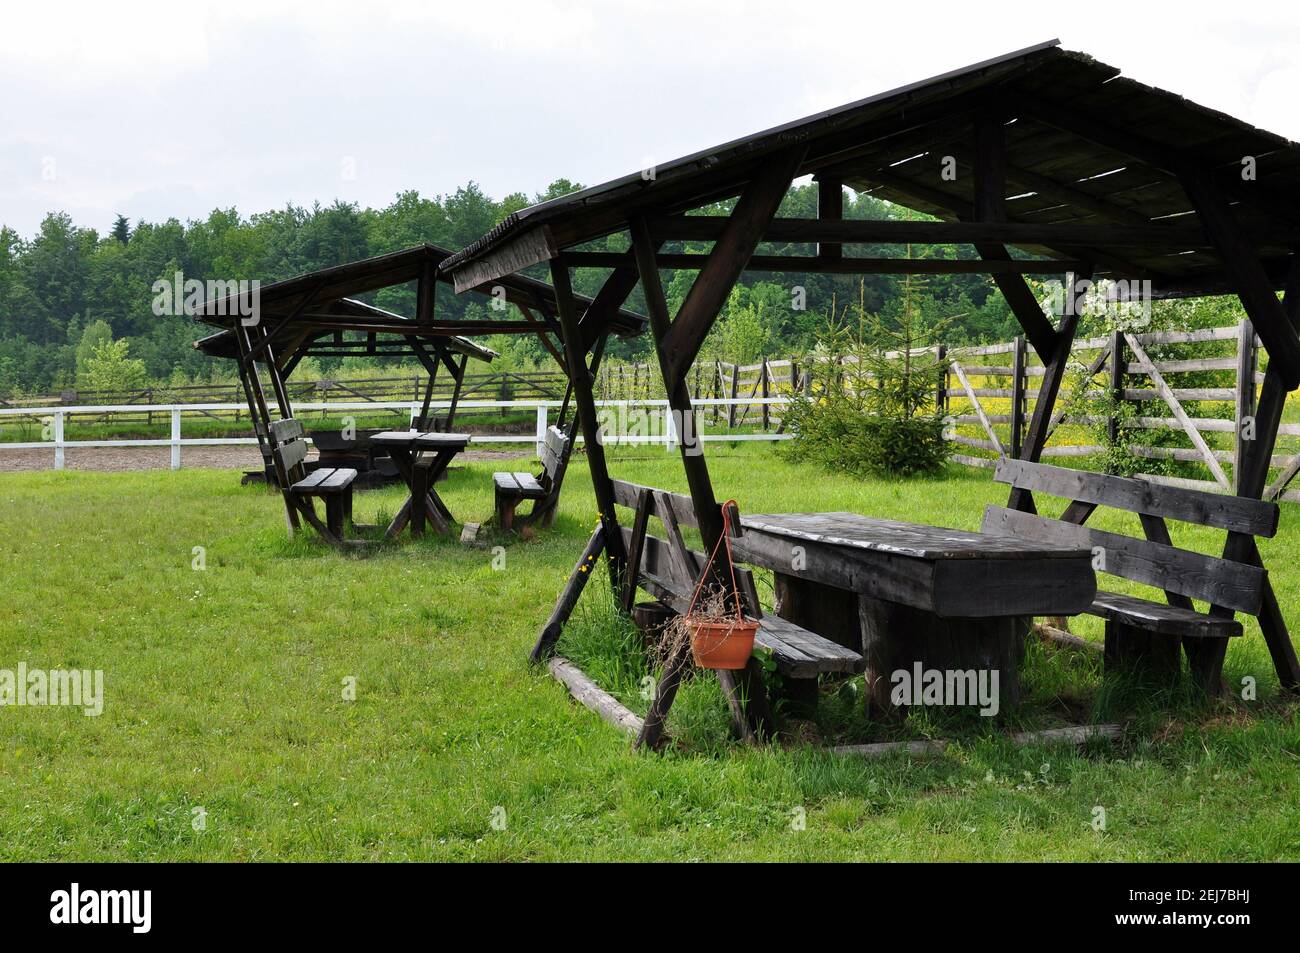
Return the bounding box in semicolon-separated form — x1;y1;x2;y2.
0;398;793;471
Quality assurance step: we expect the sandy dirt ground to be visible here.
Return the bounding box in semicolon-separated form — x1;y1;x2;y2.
0;445;524;473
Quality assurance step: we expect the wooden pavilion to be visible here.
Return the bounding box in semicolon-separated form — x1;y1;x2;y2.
193;243;647;528
439;40;1300;748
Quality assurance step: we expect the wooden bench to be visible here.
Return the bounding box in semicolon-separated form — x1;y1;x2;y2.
611;480;865;714
269;418;358;545
494;425;572;532
982;458;1277;690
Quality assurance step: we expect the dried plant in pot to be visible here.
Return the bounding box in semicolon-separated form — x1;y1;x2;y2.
664;501;759;671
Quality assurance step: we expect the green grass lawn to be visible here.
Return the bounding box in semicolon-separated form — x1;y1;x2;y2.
1;446;1298;860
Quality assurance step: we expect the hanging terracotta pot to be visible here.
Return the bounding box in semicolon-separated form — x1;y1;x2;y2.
681;499;759;671
687;615;759;670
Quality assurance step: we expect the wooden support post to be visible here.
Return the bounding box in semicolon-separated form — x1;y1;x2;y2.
236;324;298;529
1192;258;1300;693
234;354;271;470
256;326;293;420
531;525;606;664
816;174;843;260
1010;335;1026;457
1008;269;1089;512
551;263;627;592
416;258;436;325
972;111;1059;362
631;213;784;750
445;353;469;430
413;343;440;429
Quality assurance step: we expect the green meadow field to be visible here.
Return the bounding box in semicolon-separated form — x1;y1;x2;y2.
1;445;1298;860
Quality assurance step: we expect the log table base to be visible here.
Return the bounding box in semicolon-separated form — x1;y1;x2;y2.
775;572;1027;717
858;597;1028;717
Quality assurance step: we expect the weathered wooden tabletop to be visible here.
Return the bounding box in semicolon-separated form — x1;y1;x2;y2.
369;430;471;449
736;511;1097;618
741;512;1089;560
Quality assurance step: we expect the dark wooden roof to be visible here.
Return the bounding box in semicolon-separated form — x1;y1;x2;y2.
441;41;1300;297
193;243;647;338
193;296;498;363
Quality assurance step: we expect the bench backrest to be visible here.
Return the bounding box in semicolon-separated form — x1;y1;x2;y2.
983;458;1270;615
268;417;309;486
611;479;760;615
540;425;571;487
410;409;448;431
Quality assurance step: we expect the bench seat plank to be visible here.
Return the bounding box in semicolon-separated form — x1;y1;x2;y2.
754;615;865;677
494;471;544;496
637;570;862;678
1090;590;1243;638
291;467;357;495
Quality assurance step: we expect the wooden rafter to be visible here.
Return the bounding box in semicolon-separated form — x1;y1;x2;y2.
658;145;809;388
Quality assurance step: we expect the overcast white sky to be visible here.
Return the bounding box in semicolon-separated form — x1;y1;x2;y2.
3;0;1299;237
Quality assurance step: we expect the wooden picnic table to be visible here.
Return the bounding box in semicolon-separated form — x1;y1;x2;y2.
368;431;470;538
732;512;1097;714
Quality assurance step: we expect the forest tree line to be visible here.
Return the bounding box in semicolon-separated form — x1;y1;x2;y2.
0;179;1030;397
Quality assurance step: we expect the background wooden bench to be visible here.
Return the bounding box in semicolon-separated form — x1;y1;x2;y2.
268;417;357;546
983;458;1279;690
494;425;572;532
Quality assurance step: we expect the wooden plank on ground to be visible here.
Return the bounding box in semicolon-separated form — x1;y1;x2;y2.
828;724;1122;757
548;656;644;737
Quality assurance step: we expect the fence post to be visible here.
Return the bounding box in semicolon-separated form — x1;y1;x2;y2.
760;357;770;431
935;345;948;416
713;360;723;424
1108;329;1124;448
536;405;548;458
53;411;65;470
1234;317;1257;492
170;408;182;470
664;398;678;449
1010;336;1026;458
727;364;739;428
